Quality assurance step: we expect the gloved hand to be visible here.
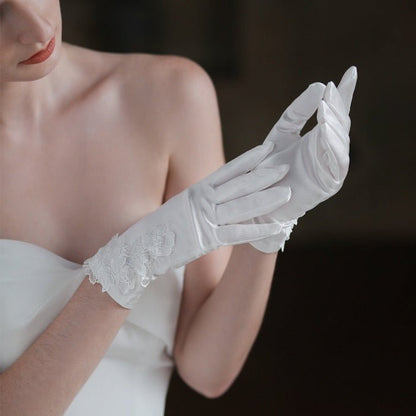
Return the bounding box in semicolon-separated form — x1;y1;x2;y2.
82;141;292;308
249;66;358;253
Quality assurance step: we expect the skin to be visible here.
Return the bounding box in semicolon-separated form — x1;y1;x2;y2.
0;1;280;413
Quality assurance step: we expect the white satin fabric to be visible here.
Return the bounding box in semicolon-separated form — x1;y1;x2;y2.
0;239;185;416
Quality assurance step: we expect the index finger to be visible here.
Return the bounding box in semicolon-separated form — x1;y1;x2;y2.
272;82;326;135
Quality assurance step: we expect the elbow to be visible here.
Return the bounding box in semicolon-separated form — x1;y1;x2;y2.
175;360;233;399
174;343;239;399
200;382;232;399
189;378;233;400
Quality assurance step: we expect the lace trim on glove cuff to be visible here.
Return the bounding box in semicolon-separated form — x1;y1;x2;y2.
280;218;298;252
82;224;175;299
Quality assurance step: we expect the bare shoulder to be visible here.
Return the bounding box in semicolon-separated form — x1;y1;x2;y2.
114;53;219;145
60;45;213;149
116;53;215;101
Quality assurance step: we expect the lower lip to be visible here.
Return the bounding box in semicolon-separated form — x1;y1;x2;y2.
19;37;56;65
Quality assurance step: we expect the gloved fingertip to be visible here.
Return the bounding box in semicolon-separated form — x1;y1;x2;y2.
279;186;292;202
345;66;358;80
327;80;336;89
308;82;326;92
271;222;283;235
285;186;292;201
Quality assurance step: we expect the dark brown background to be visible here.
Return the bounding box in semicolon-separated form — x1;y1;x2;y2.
60;1;415;414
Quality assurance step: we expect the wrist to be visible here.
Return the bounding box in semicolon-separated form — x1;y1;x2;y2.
236;241;279;260
74;277;131;313
249;217;298;254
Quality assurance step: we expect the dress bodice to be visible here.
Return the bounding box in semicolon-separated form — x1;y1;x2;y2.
0;239;185;415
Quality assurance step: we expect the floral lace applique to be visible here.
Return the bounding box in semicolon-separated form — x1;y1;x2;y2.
82;224;175;300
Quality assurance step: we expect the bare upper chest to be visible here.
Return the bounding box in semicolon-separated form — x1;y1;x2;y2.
0;64;169;265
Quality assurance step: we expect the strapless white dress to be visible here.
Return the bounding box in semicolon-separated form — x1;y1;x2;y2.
0;239;185;416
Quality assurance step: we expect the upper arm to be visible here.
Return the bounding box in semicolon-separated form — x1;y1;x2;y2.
158;56;233;358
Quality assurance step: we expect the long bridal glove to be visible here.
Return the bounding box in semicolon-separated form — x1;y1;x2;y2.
249;66;358;253
82;141;292;308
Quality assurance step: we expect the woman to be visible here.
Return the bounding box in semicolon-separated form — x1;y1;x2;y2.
0;1;356;415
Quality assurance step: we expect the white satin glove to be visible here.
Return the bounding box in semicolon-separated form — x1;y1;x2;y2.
249;66;358;253
82;141;291;308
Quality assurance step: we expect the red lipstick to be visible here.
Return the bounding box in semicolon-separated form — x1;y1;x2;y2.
19;37;55;65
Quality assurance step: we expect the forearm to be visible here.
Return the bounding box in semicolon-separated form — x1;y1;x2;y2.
175;242;278;398
0;277;130;416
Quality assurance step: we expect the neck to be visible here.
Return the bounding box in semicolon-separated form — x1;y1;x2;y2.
0;44;69;133
0;78;51;131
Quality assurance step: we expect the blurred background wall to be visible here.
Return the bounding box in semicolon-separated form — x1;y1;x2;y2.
60;1;415;414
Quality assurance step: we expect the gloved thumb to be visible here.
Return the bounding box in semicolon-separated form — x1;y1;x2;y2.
337;66;358;114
